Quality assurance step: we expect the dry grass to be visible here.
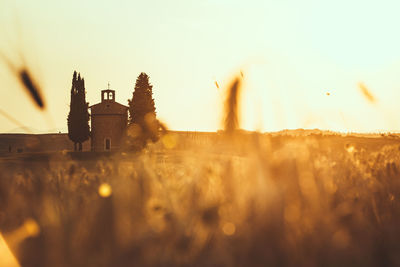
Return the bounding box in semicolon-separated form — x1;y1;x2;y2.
0;133;400;266
358;82;376;104
223;76;241;134
0;52;45;110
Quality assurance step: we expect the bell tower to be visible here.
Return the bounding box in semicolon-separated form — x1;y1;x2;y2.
101;83;115;102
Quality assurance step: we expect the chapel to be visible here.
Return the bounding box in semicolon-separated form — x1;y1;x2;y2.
90;86;128;151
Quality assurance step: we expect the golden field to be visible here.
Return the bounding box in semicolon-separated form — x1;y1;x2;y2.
0;131;400;266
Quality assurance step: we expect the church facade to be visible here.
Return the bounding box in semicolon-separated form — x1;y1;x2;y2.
90;88;128;152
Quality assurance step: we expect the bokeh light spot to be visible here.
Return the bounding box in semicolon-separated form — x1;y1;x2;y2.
24;218;40;237
222;222;236;236
162;134;177;149
98;183;112;198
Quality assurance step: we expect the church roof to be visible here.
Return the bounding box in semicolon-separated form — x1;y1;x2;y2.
90;85;128;115
90;101;128;115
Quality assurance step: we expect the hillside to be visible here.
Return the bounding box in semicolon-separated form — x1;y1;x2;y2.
1;130;399;155
0;133;90;154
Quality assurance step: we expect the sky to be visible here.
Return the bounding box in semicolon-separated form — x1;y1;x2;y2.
1;0;400;133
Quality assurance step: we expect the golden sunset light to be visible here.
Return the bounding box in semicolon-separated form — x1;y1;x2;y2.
1;0;400;133
1;1;400;266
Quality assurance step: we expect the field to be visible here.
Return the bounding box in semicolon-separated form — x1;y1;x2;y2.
0;132;400;266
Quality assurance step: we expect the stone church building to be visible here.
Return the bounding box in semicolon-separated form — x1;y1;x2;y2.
90;87;128;151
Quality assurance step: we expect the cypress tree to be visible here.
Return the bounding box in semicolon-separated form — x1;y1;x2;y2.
128;72;159;147
67;71;90;151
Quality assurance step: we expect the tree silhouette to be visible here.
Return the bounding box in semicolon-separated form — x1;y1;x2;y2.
67;71;90;151
128;72;159;147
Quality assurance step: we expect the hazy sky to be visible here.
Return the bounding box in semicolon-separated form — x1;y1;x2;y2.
1;0;400;133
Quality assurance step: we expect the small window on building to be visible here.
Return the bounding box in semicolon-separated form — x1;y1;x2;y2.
105;138;111;151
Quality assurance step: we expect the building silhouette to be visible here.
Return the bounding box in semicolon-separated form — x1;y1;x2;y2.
90;86;128;151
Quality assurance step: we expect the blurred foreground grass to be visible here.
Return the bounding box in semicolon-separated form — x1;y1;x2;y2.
1;132;400;266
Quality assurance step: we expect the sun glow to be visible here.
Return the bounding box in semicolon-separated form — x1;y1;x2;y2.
1;0;400;133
